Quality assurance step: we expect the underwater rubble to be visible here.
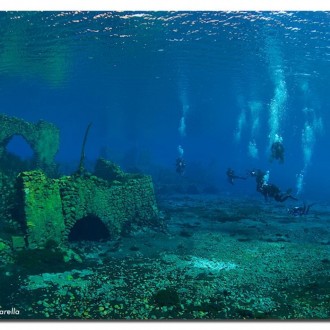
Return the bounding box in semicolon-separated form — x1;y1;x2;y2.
1;192;330;319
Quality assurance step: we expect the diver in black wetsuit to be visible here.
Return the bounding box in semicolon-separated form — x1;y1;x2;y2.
270;141;285;163
259;183;298;202
288;203;315;216
226;168;247;185
176;157;186;176
249;169;298;202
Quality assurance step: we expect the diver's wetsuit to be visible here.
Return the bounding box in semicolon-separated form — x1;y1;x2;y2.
176;157;186;176
250;169;297;202
260;184;298;202
288;203;314;216
271;141;285;163
250;169;266;192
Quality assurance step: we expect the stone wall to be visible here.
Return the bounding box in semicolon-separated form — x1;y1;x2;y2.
17;163;159;248
0;171;16;222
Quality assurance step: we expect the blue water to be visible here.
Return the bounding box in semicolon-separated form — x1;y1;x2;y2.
1;11;330;200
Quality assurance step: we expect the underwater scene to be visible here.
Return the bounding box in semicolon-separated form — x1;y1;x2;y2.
0;11;329;320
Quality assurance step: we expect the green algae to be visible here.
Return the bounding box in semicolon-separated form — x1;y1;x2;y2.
16;161;159;248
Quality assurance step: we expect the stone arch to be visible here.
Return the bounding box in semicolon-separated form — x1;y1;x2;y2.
0;113;59;175
63;211;120;243
5;134;34;159
68;214;111;242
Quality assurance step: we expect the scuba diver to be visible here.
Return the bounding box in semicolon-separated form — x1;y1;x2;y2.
270;140;285;163
248;169;266;192
288;203;315;216
249;169;298;202
260;184;298;202
226;168;247;185
176;157;186;176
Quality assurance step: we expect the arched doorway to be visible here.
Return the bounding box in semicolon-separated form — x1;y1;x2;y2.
68;215;110;242
6;134;34;160
1;134;34;174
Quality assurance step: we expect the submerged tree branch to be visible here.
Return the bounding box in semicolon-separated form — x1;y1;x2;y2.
76;122;92;176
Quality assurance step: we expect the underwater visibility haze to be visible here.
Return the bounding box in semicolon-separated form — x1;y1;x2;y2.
0;11;330;320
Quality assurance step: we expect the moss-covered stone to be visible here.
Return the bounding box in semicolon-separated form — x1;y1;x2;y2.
63;248;83;263
11;235;26;250
0;238;14;264
0;171;18;223
94;158;128;182
17;160;160;248
0;113;59;176
0;239;11;252
18;171;65;249
13;247;79;275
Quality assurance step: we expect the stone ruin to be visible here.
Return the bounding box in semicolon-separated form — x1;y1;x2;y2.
18;160;159;249
0;114;160;252
0;113;59;176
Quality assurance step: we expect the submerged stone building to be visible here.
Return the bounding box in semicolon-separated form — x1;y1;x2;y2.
0;114;160;251
18;160;159;249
